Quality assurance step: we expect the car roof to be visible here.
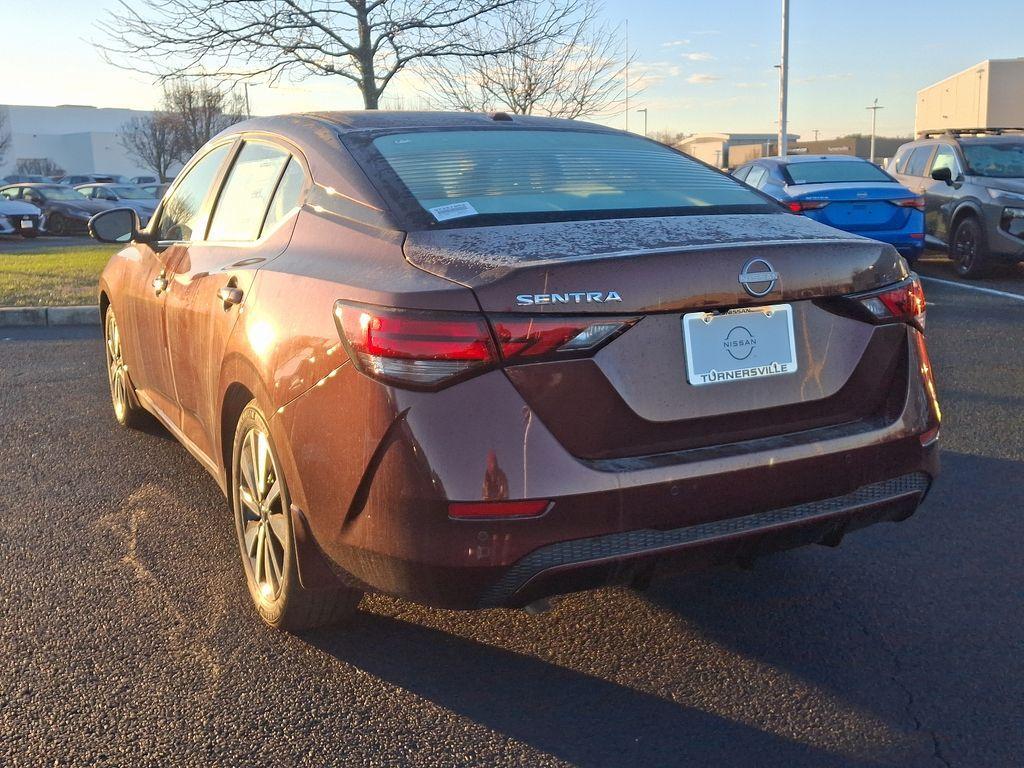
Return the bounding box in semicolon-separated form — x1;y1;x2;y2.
0;182;65;189
756;155;871;166
220;111;613;145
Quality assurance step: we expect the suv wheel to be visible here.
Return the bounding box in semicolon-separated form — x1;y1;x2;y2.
231;402;362;632
950;216;990;278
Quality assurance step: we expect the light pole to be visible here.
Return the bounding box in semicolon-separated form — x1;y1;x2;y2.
637;108;648;136
867;98;884;163
778;0;790;156
624;19;629;132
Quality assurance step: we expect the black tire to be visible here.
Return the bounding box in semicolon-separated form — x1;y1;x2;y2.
231;401;362;632
950;216;990;278
103;307;150;429
46;212;67;236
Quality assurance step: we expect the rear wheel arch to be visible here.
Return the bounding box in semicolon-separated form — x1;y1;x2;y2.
221;382;256;493
99;290;110;321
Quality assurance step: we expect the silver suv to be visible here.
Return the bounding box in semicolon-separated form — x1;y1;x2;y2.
889;129;1024;277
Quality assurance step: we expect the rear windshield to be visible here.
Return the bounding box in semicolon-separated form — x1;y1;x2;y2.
784;161;892;184
370;129;773;224
962;142;1024;178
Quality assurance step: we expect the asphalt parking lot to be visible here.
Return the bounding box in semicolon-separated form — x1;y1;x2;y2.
1;265;1022;767
0;234;90;253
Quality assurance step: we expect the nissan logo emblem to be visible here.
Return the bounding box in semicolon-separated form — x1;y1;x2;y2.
738;258;779;297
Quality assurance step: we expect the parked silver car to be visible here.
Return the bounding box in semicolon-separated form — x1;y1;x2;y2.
74;183;158;226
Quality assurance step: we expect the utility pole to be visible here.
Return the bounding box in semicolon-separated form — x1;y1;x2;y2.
243;82;252;118
637;108;648;136
813;129;820;141
867;98;884;163
778;0;790;156
624;20;630;131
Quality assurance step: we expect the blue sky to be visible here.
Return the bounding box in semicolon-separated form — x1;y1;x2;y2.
9;0;1023;139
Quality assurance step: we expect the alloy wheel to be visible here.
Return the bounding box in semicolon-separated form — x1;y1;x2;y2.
104;311;128;421
47;213;66;235
237;426;288;601
953;223;977;273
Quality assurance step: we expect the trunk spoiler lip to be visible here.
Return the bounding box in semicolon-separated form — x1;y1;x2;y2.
453;236;872;271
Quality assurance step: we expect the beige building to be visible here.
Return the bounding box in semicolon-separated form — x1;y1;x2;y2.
915;58;1024;136
676;133;798;169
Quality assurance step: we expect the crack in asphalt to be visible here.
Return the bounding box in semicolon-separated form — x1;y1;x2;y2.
847;609;952;768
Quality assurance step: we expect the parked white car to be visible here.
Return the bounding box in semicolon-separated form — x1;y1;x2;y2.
0;197;42;237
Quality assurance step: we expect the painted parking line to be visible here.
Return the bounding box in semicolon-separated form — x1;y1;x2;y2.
919;275;1024;303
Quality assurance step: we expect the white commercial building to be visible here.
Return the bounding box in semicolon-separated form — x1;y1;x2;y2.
915;58;1024;136
677;133;800;169
0;104;161;179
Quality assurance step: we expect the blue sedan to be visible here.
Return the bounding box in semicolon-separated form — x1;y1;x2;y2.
733;155;925;263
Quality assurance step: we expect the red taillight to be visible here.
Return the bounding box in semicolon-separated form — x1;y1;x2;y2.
491;316;636;362
448;500;551;519
335;304;498;388
894;196;926;211
786;200;830;213
335;303;637;389
857;277;926;331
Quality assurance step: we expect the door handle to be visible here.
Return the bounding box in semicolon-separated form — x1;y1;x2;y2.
218;286;244;308
152;274;169;295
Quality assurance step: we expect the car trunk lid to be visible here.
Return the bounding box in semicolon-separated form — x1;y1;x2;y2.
404;213;911;459
787;183;916;231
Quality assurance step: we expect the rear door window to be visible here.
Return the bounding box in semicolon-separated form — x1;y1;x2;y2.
732;166;751;182
260;158;306;237
903;146;935;177
745;166;768;189
207;142;292;241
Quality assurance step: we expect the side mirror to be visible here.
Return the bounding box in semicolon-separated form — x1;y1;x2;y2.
89;208;143;244
931;166;953;184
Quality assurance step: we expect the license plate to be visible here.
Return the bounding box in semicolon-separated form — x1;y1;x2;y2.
20;219;32;229
682;304;798;386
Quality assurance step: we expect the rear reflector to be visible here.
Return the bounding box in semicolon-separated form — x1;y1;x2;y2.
448;500;551;519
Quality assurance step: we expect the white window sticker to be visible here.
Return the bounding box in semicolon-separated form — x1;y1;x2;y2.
429;201;478;221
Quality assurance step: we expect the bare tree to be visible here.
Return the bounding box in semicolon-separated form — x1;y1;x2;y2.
418;0;632;119
119;112;181;182
649;129;687;148
16;158;65;178
98;0;564;110
161;80;247;159
0;110;11;166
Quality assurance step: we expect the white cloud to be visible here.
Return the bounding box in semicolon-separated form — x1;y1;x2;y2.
660;39;691;48
687;73;721;84
681;52;714;61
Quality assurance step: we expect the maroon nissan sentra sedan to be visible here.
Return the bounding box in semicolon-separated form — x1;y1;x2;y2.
89;112;940;631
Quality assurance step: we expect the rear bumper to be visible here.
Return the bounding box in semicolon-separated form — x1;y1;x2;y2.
480;471;931;606
275;324;940;610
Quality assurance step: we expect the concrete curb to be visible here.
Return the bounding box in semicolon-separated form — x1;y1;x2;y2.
0;305;99;328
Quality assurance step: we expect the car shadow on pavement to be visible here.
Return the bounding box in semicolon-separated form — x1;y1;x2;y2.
305;612;838;768
638;449;1024;766
304;450;1022;767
